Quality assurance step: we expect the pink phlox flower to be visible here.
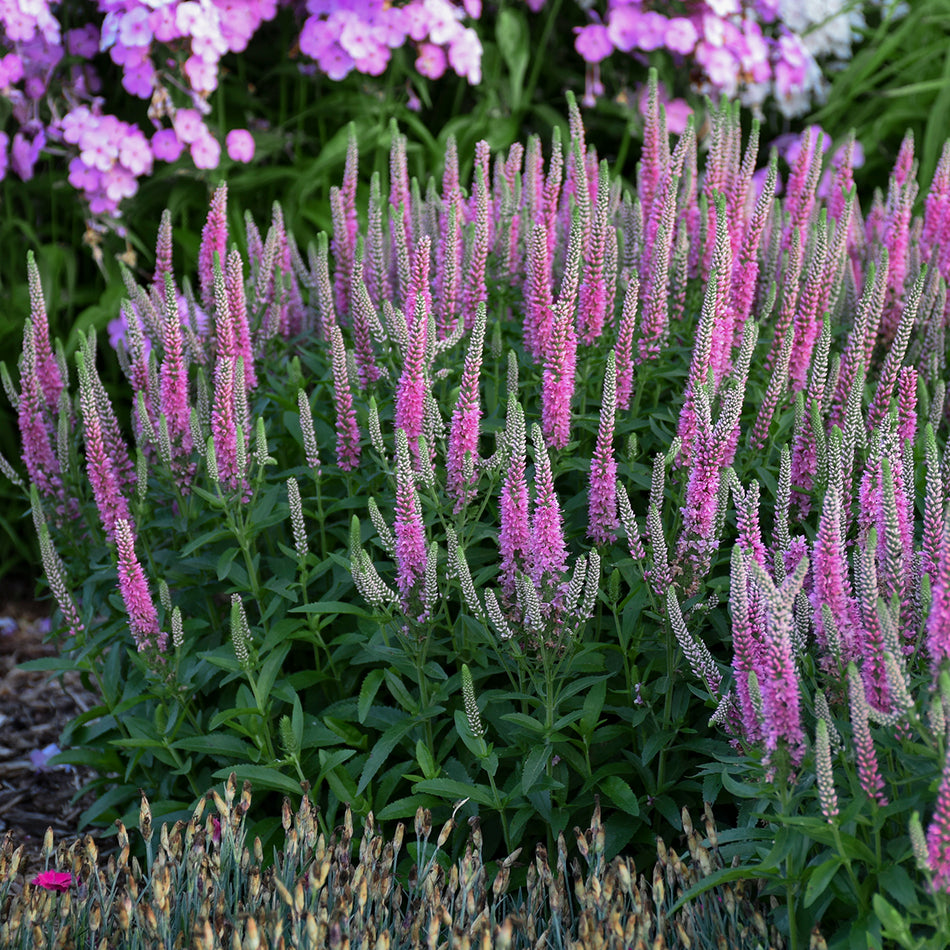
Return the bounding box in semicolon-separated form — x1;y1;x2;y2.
31;871;72;893
665;17;698;55
226;129;255;163
574;24;612;64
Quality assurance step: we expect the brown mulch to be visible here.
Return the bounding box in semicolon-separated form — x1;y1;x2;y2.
0;580;112;880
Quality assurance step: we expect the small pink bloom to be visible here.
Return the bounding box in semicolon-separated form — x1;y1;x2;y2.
173;107;204;144
32;871;72;892
574;24;612;64
415;42;446;79
665;17;698;55
225;129;255;162
151;128;184;162
190;131;221;169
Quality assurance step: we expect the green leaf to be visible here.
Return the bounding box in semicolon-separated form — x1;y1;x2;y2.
415;739;438;780
521;744;549;795
804;857;843;907
580;678;607;736
871;895;914;945
256;643;292;705
290;600;373;617
499;712;546;735
216;546;239;581
412;778;497;808
376;794;443;821
173;735;255;758
600;776;639;817
356;717;415;795
358;669;386;724
384;670;419;715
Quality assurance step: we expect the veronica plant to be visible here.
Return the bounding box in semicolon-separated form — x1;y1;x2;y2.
9;73;950;944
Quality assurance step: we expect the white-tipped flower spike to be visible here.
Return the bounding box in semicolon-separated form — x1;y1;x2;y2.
158;579;172;613
367;396;387;463
206;435;219;484
423;541;439;613
455;545;485;623
815;719;839;823
367;497;396;556
230;594;252;667
287;476;308;562
135;448;148;505
564;554;588;617
171;606;183;649
297;389;321;474
667;588;721;696
814;690;843;754
516;573;544;640
351;549;398;610
484;588;514;641
461;664;485;738
617;481;646;563
579;549;601;622
909;812;931;873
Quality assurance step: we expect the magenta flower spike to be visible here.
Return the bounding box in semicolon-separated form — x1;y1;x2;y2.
577;161;610;346
811;485;859;663
115;518;166;654
927;741;950;893
587;351;618;545
637;70;669;226
752;558;808;771
349;249;382;390
847;663;888;807
446;303;486;511
867;268;925;432
437;151;463;340
158;275;194;464
153;208;174;293
529;423;568;607
923;425;944;582
330;325;361;472
389;123;412;264
365;173;391;311
26;252;64;411
393;428;427;619
704;193;734;389
764;224;805;377
927;509;950;679
226;248;257;391
638;133;688;363
501;141;525;279
212;355;241;492
403;234;432;340
541;212;582;449
17;321;64;506
498;398;531;607
543;128;564;272
878;133;917;344
77;346;129;541
394;283;429;466
854;533;891;714
523;222;554;364
729;547;763;746
331;126;359;318
827;135;857;225
782;127;823;253
198;183;228;312
614;274;639;411
463;163;490;331
923;141;950;279
729;153;777;329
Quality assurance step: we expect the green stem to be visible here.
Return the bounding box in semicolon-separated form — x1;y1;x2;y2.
520;0;564;120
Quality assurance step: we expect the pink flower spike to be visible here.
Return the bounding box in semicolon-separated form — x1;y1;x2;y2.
31;871;72;892
928;740;950;892
587;351;618;546
115;518;166;654
529;423;568;603
330;325;361;471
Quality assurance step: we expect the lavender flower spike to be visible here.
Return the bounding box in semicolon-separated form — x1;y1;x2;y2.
927;507;950;679
498;398;531;606
394;428;427;620
198;183;228;311
446;303;487;511
115;518;166;654
588;351;618;545
529;423;569;608
330;325;361;472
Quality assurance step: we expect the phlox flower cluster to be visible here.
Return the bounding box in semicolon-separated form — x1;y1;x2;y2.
299;0;482;85
570;0;888;120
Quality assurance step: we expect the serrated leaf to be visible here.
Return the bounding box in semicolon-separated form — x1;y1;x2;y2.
356;717;415;795
212;765;302;797
601;776;639;816
521;744;549;795
358;669;385;724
